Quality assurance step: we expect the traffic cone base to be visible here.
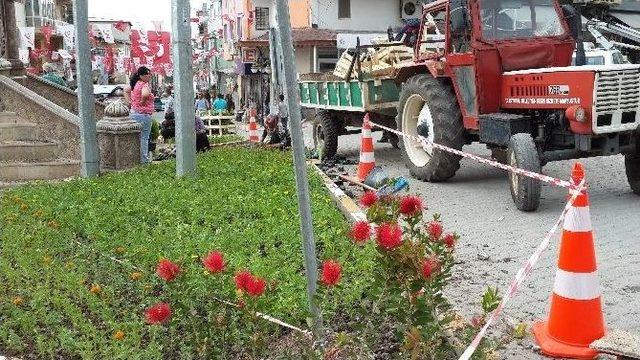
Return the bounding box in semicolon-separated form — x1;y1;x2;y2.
533;321;600;359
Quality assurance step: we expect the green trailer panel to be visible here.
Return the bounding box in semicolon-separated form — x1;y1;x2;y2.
299;77;400;113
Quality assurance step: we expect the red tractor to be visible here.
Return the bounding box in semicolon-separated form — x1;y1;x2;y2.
396;0;640;211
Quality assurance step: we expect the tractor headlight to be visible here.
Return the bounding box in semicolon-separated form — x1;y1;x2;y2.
566;105;586;123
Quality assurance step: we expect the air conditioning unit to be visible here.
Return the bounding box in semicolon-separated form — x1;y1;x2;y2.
401;0;422;20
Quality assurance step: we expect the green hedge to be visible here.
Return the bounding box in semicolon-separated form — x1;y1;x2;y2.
0;147;375;358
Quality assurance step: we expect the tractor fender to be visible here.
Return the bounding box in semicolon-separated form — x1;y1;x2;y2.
395;61;447;85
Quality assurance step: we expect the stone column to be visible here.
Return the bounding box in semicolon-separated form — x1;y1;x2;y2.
0;0;24;73
96;101;143;171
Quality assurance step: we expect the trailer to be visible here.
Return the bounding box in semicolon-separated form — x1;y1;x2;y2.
299;75;401;159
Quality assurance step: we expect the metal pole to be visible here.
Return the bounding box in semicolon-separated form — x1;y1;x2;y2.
72;0;99;177
172;0;197;177
268;27;279;110
273;0;323;340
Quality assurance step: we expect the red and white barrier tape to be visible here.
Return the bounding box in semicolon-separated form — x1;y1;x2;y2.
370;122;577;191
458;179;585;359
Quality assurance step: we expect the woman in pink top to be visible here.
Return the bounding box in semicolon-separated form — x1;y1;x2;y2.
127;66;154;163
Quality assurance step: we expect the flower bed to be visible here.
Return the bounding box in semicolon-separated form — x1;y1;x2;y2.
0;147;500;359
0;148;376;358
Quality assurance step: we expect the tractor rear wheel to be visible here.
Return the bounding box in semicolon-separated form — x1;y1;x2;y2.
625;153;640;195
313;110;339;160
396;74;464;181
508;133;541;212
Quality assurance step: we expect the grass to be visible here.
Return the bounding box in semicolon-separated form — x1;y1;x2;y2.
0;147;376;358
209;134;244;145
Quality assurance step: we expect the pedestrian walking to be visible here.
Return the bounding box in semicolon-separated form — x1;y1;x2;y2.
278;94;289;130
127;66;154;164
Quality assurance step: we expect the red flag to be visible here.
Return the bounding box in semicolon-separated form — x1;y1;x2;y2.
41;25;54;47
114;21;129;32
190;18;200;23
104;47;115;74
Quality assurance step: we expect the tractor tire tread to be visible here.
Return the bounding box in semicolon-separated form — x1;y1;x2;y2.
315;110;339;160
396;74;464;182
625;153;640;195
508;133;541;212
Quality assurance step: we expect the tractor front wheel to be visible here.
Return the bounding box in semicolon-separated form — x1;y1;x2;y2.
396;74;464;181
508;133;542;212
313;110;339;160
625;153;640;195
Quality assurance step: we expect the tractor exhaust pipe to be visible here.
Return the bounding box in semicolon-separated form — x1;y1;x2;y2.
562;4;586;66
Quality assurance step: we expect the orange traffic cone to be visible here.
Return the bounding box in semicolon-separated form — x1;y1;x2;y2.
357;114;375;181
533;162;605;359
248;115;259;143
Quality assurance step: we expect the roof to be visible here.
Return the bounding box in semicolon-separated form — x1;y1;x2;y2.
238;28;337;47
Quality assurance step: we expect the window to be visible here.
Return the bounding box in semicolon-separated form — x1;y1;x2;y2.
255;7;270;30
338;0;350;19
480;0;565;41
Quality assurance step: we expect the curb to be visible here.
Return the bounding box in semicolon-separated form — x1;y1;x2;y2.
308;161;366;224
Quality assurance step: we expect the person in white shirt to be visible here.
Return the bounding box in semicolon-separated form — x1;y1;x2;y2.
278;94;289;130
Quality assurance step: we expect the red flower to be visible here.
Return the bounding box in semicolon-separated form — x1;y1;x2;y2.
320;260;342;286
234;270;253;291
245;276;266;297
399;195;423;216
426;221;443;240
203;251;225;273
375;223;403;250
360;191;378;208
145;302;172;324
421;257;440;280
349;221;371;244
443;233;456;249
156;259;181;282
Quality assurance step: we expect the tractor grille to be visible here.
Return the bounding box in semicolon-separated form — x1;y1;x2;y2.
593;68;640;134
594;69;640;113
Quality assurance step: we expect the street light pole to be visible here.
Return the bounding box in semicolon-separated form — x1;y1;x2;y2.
273;0;324;341
72;0;99;177
171;0;197;177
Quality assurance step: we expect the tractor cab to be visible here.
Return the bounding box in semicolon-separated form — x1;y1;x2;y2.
396;0;640;211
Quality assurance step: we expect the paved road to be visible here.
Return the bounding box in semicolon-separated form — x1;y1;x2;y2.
304;125;640;358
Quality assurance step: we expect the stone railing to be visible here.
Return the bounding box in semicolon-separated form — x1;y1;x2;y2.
0;75;81;160
21;73;106;119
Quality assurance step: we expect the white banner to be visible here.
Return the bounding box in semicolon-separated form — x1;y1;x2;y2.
337;33;388;49
115;56;125;73
57;49;73;60
18;49;29;63
57;25;75;49
95;24;115;44
18;27;35;49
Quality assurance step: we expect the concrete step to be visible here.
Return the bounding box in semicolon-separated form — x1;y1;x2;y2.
0;141;59;162
0;122;38;141
0;111;22;124
0;160;80;182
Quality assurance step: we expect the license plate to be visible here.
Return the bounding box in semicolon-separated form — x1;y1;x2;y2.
548;85;570;95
